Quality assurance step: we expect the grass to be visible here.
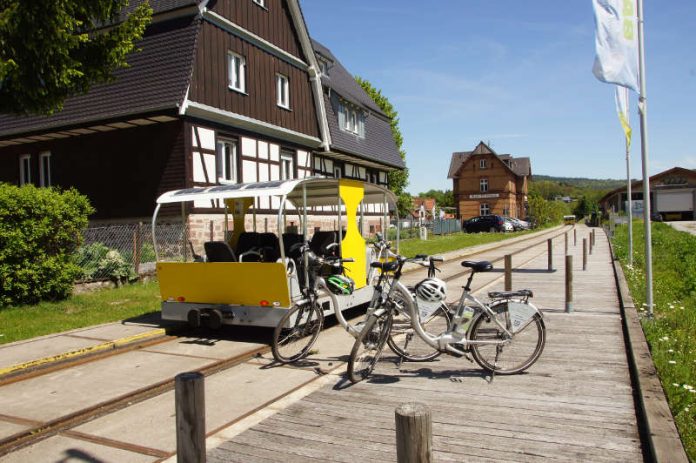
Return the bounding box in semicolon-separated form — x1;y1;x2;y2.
0;280;161;345
612;221;696;460
0;226;549;346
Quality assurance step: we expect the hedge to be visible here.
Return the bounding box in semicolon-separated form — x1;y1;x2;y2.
0;183;94;306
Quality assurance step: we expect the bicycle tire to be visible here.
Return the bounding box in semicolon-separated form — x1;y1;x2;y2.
347;309;393;383
387;299;449;362
470;303;545;374
272;301;324;364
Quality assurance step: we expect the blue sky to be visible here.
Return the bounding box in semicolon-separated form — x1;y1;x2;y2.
302;1;696;195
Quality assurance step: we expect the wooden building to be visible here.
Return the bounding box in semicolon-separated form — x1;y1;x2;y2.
600;167;696;221
448;141;531;220
0;0;404;234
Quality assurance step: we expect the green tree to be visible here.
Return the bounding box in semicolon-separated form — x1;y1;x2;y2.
0;0;152;115
355;76;410;215
417;189;454;208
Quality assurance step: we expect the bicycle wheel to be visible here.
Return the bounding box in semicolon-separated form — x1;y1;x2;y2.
272;301;324;364
387;297;449;362
347;309;393;383
470;303;545;374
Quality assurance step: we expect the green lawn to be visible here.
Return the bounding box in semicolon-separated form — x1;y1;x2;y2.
612;221;696;460
0;227;542;346
0;280;161;345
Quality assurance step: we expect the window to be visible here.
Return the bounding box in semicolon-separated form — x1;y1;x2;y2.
280;150;294;180
480;203;490;215
227;52;246;93
276;74;289;109
19;154;31;185
39;151;51;187
479;159;487;169
318;57;331;77
339;101;363;136
480;178;489;192
217;138;238;183
333;165;342;178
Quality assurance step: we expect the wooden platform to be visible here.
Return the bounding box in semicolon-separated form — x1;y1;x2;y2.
207;225;645;462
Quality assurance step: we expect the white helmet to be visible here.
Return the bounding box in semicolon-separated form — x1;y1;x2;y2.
415;278;447;302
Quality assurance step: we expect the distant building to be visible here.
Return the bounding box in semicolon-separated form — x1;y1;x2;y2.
448;141;531;220
600;167;696;221
411;197;436;219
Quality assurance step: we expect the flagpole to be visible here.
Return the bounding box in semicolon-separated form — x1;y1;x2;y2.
636;0;653;318
623;86;633;267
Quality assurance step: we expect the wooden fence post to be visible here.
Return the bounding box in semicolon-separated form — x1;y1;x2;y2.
396;402;432;463
574;228;577;246
176;372;206;463
547;239;553;271
589;234;594;255
583;238;588;271
564;232;568;255
565;255;573;313
504;254;512;291
209;220;214;242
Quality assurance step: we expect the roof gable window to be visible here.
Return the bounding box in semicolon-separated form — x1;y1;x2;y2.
276;73;290;109
338;100;365;138
227;52;246;93
317;56;331;77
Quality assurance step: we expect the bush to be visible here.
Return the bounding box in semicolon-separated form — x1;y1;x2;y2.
74;242;135;282
0;183;93;306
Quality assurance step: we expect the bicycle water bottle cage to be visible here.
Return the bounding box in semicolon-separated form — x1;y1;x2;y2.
461;261;493;272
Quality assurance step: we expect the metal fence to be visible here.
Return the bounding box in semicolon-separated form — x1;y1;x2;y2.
76;222;187;282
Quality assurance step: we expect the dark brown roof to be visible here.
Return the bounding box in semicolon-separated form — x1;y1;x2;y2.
448;141;531;178
0;16;200;139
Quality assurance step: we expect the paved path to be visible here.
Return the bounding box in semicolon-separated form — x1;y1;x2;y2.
207;225;646;462
666;220;696;236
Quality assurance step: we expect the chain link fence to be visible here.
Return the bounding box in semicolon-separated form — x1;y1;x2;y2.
75;222;187;283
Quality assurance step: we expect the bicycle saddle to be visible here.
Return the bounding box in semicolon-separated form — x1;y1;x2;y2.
461;261;493;272
370;260;399;272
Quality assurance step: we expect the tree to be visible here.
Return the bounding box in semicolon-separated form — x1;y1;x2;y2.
417;189;454;208
354;76;411;215
0;0;152;115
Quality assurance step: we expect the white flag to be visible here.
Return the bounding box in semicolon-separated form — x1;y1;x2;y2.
614;85;632;149
592;0;639;93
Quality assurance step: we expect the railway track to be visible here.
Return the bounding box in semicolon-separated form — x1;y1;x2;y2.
0;225;573;458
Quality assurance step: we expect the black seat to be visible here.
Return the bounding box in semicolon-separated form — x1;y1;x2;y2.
258;233;280;262
204;241;237;262
236;232;261;262
488;289;534;299
282;233;304;258
309;231;338;256
461;260;493;272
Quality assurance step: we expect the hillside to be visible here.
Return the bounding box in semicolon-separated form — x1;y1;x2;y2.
531;175;627;191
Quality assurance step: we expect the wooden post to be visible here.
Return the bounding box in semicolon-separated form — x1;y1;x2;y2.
134;222;142;275
264;217;268;233
209;220;214;242
176;372;206;463
564;232;568;255
589;234;594;255
583;238;588;271
574;228;577;246
565;255;573;313
504;254;512;291
396;402;432;463
547;238;553;271
592;229;596;246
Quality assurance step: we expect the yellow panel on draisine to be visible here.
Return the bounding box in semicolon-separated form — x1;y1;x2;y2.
339;179;367;289
157;262;291;307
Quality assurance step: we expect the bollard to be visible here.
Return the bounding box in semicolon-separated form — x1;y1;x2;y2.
396;402;432;463
547;239;553;271
565;255;573;313
504;254;512;291
564;232;568;255
589;234;594;255
592;229;596;246
176;372;206;463
583;238;587;271
574;228;577;246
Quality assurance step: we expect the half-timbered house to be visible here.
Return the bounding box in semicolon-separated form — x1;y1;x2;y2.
0;0;404;239
448;141;531;220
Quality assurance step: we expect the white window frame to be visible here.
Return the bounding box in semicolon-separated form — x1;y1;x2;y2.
217;138;238;184
333;165;342;178
480;203;490;215
227;51;246;93
39;151;51;187
276;73;290;109
480;178;489;192
19;154;31;186
480;159;487;169
280;150;294;180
